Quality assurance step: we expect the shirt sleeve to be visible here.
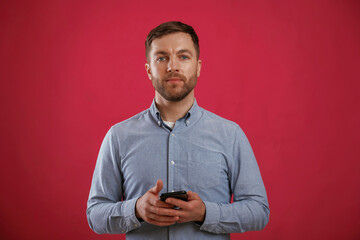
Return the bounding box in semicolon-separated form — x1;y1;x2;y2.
200;126;270;234
86;127;141;234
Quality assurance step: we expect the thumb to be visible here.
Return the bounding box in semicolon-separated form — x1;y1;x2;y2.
149;179;163;194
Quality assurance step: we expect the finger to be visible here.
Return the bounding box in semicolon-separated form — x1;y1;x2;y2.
176;217;188;223
165;197;189;209
148;205;179;216
149;179;163;194
147;213;179;222
186;191;199;201
151;199;175;208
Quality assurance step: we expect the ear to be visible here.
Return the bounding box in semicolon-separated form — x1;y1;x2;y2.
145;63;152;80
197;59;202;77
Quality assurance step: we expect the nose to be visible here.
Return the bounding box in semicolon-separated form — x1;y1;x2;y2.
166;58;179;73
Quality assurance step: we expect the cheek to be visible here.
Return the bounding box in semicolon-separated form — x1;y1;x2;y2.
183;63;197;75
150;65;165;78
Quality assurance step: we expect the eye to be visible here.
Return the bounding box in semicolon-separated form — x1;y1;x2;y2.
180;55;189;60
157;57;166;62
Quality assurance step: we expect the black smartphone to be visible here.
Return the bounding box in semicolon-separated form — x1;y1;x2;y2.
160;191;188;202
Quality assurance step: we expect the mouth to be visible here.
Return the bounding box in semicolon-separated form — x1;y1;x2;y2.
166;77;183;83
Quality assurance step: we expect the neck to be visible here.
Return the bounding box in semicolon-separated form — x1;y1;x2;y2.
154;91;195;122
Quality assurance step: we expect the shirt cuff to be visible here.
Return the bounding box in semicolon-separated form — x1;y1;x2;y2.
121;198;142;233
199;201;220;232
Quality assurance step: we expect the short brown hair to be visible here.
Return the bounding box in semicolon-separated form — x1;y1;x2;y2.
145;21;200;60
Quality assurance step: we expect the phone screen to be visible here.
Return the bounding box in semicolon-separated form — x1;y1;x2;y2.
160;191;188;202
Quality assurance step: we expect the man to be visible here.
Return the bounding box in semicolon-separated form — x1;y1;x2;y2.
87;21;269;239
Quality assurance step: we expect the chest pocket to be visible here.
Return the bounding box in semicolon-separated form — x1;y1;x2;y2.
187;150;222;188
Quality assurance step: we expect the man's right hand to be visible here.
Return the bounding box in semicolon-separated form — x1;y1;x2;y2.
135;179;179;226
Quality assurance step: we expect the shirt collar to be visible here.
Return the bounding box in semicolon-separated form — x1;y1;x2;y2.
149;98;201;127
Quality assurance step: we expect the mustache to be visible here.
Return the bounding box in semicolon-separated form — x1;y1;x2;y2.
164;73;186;81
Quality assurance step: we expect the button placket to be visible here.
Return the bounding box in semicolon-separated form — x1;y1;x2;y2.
168;131;176;193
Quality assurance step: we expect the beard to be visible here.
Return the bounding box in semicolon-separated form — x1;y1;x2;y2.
151;71;198;102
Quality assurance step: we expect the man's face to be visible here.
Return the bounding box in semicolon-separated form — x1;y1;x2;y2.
145;32;202;102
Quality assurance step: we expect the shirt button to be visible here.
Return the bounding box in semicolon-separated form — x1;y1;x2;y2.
157;121;161;126
134;224;138;227
170;160;175;165
171;133;175;137
186;120;190;124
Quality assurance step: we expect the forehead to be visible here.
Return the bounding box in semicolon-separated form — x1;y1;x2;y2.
149;32;196;55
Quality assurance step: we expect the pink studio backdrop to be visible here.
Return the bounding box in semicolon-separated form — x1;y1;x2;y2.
1;0;359;239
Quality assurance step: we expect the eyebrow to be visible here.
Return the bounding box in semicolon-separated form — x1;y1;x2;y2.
154;51;168;56
177;49;193;56
153;49;193;56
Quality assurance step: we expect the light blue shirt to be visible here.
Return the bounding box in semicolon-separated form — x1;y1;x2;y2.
87;99;269;239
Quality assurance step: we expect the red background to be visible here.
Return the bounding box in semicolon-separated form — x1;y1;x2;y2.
1;0;359;239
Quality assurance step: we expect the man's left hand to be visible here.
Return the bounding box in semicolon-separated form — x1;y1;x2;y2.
165;191;206;223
